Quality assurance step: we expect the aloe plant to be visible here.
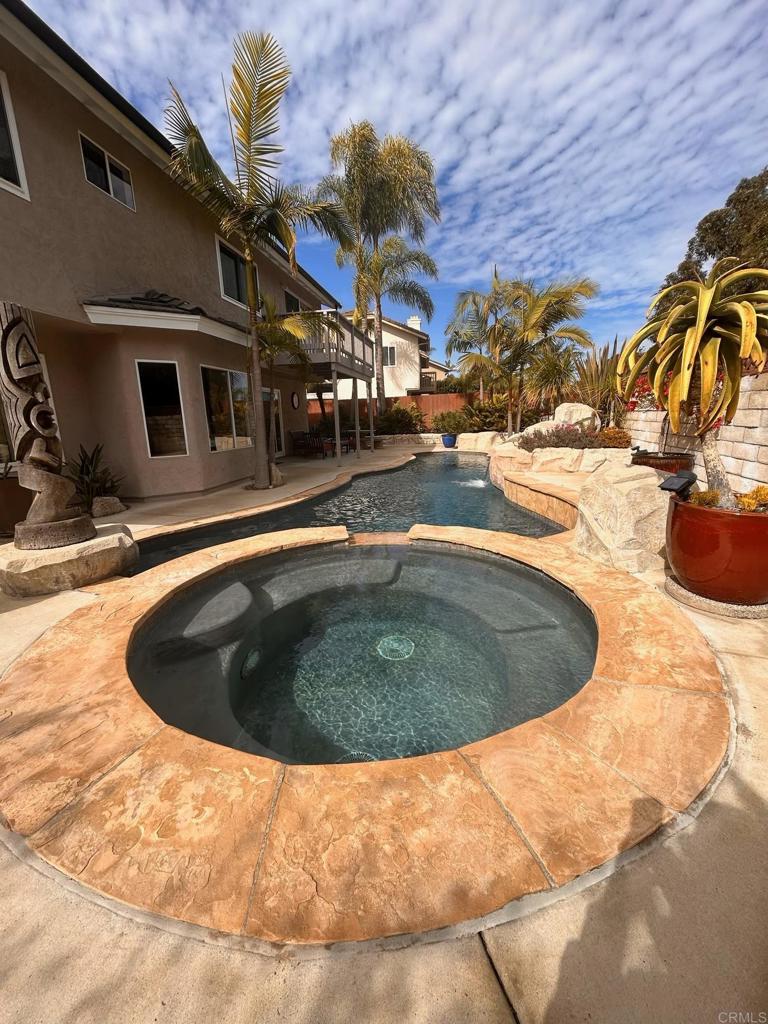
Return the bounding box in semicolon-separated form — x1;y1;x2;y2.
618;258;768;508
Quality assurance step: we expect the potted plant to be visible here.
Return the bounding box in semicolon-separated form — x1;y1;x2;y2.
431;410;468;448
618;257;768;604
0;459;33;537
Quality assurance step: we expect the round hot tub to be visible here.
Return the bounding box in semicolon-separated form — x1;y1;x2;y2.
128;543;598;764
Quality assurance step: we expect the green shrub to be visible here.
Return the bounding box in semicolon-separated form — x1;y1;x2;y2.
518;426;602;451
375;402;425;435
436;376;465;393
66;444;123;511
462;397;507;431
431;410;470;434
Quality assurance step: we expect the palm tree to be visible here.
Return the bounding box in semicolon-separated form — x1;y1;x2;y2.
445;291;497;402
353;238;438;377
254;296;339;477
452;274;597;432
318;121;440;412
165;32;351;489
501;277;598;430
524;339;579;414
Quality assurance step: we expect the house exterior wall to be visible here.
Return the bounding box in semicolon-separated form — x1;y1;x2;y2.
0;27;330;498
36;319;308;499
624;372;768;493
0;36;324;324
334;321;424;401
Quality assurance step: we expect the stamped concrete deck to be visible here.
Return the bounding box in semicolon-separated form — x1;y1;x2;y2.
0;526;729;948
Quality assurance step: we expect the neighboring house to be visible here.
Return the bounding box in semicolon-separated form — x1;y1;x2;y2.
332;314;448;400
0;0;371;498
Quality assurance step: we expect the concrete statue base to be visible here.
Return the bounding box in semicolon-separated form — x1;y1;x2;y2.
0;524;139;597
14;514;96;550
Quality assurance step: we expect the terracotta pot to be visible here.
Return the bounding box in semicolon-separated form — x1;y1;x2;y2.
666;495;768;605
632;452;695;474
0;476;33;537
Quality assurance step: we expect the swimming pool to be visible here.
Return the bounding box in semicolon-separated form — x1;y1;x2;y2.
136;452;562;571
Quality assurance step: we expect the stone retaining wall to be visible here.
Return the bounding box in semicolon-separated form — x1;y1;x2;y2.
625;372;768;492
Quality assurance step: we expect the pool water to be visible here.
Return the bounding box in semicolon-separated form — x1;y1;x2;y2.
128;544;597;764
136;452;561;571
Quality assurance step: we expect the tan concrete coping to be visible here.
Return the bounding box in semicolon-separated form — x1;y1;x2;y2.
501;471;589;529
0;526;729;948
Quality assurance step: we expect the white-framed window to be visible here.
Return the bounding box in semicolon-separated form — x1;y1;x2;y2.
135;360;188;458
217;237;254;307
382;345;396;367
79;133;135;210
200;364;253;452
0;70;29;201
284;290;301;314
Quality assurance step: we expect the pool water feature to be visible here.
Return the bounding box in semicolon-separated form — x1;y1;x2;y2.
128;542;597;764
135;452;561;572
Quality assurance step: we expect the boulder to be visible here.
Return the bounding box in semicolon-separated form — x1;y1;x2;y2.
554;402;601;430
531;447;584;473
0;524;139;597
576;463;668;573
489;445;533;488
522;419;560;437
91;495;128;518
456;431;504;452
579;448;631;473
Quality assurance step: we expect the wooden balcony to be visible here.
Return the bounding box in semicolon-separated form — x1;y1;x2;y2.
275;311;374;381
420;371;438;393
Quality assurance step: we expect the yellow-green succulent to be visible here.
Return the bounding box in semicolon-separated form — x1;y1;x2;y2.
617;258;768;435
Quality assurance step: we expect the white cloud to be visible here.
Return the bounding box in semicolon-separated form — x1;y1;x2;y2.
25;0;768;344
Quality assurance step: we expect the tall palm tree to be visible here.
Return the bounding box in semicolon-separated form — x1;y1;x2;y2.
445;291;497;402
318;121;440;412
453;274;597;432
501;277;598;430
523;339;578;414
165;32;351;489
353;239;438;376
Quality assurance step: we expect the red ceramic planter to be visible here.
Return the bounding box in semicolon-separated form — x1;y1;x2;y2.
666;495;768;605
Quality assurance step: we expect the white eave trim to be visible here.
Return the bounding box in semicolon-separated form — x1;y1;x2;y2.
83;305;247;346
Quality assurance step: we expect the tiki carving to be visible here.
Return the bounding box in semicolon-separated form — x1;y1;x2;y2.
0;303;95;549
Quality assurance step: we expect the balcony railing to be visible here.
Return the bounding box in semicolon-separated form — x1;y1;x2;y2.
420;371;437;393
276;310;374;380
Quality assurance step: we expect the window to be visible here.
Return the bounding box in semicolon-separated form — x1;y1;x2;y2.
382;345;396;367
284;291;301;314
218;240;250;306
201;366;253;452
79;134;135;209
136;361;187;457
0;70;29;199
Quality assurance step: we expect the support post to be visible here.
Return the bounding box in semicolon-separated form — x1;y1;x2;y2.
366;379;375;452
332;368;342;467
352;377;361;459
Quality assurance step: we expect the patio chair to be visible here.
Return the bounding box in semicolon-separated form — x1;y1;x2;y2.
289;431;325;458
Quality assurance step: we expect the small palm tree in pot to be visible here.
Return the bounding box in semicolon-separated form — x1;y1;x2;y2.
617;258;768;604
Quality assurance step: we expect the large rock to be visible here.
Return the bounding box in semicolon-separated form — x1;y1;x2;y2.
576;463;668;573
91;495;128;518
579;448;631;473
0;524;139;597
456;431;504;452
555;403;601;430
489;444;533;488
522;403;601;436
531;447;584;473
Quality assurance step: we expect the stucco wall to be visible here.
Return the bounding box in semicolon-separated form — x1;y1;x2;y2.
334;321;422;400
625;372;768;493
0;37;324;324
37;322;308;499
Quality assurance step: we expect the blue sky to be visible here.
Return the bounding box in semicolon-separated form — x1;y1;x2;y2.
28;0;768;363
